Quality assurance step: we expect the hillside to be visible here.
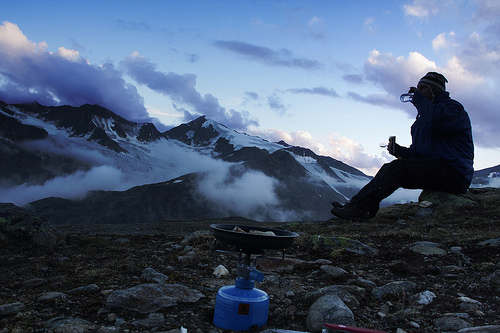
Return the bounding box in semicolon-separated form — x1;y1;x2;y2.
1;188;499;332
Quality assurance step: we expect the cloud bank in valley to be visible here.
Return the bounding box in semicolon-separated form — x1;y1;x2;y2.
0;165;124;206
196;166;292;221
0;133;292;220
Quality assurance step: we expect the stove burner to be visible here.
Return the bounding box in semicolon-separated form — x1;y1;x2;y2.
211;224;299;331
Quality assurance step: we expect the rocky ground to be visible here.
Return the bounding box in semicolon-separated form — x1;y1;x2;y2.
1;188;500;333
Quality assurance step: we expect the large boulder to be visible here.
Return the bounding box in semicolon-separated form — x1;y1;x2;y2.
0;203;65;246
418;190;477;207
106;283;205;314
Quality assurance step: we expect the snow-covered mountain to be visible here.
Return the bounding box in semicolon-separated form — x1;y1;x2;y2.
1;100;374;223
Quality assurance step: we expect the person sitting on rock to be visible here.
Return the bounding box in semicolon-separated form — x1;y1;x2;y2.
331;72;474;220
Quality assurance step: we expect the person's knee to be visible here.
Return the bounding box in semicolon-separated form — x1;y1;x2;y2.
387;159;408;174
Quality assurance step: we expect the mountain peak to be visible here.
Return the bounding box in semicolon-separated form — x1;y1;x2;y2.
164;116;222;146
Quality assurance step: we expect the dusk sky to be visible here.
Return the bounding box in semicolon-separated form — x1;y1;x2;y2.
1;0;499;175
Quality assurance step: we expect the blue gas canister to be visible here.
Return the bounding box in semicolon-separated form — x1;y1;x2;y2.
213;277;269;331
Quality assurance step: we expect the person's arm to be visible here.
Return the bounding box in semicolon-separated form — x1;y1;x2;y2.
412;92;466;135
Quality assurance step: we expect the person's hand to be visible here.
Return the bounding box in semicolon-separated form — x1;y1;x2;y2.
408;86;417;94
388;142;402;157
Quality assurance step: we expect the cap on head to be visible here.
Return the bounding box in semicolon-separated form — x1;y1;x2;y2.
418;72;448;94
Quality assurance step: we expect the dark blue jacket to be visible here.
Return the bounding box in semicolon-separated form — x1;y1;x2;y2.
398;91;474;192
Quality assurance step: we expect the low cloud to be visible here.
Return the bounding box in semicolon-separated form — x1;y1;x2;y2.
212;40;322;70
0;165;123;206
196;166;283;221
121;52;258;131
0;134;296;220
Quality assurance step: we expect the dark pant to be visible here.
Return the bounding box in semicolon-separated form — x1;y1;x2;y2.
350;159;466;217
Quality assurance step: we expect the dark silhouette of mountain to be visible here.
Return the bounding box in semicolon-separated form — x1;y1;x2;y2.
14;102;160;152
472;164;500;186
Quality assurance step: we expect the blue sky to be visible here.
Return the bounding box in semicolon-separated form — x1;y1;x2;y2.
1;0;499;175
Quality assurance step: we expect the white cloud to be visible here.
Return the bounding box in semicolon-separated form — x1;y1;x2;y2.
55;46;81;62
308;16;323;26
0;21;45;55
432;32;456;50
0;166;123;206
0;21;151;124
364;17;377;33
197;166;280;220
403;0;440;19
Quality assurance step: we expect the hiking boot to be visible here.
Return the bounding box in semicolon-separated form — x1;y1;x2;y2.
330;203;370;220
331;201;344;209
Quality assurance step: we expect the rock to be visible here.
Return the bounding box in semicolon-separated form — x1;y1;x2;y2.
140;267;169;284
411;241;447;256
0;203;65;246
458;296;481;305
0;302;25;316
481;270;500;284
419;200;433;208
213;265;230;278
352;277;377;289
306;294;355;332
458;325;500;332
67;284;99;294
45;316;97;332
305;285;366;305
386;260;412;274
419;190;477;207
415;207;434;218
434;315;473;331
97;327;122;333
131;312;166;328
38;291;66;302
260;328;309;333
114;237;130;243
308;235;378;256
177;251;197;261
320;265;350;281
372;281;418;300
313;259;332;265
23;278;48;288
106;283;204;313
478;238;500;247
257;257;306;273
411;290;436;305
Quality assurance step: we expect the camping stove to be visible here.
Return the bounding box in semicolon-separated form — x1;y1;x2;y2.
210;224;298;331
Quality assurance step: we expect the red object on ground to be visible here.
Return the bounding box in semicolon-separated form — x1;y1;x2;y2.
323;323;387;333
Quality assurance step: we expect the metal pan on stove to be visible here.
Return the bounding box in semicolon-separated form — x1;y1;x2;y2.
210;224;299;252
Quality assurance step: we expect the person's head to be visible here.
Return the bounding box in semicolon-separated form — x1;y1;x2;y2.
417;72;448;100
